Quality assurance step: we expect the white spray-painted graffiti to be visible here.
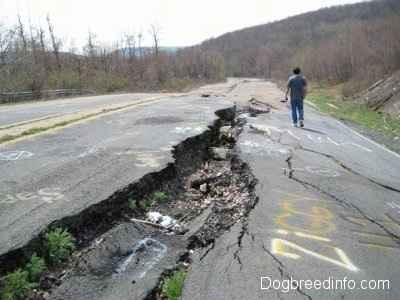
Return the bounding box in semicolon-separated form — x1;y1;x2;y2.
249;124;373;152
282;166;341;177
170;126;203;134
387;202;400;214
0;188;66;205
0;151;33;161
79;147;107;157
135;153;164;168
240;140;289;156
112;237;167;279
114;149;167;168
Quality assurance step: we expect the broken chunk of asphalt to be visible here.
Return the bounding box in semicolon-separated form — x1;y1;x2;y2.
0;105;261;299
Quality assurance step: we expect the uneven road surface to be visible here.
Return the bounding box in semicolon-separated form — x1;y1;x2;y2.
0;93;232;257
183;82;400;299
1;79;400;299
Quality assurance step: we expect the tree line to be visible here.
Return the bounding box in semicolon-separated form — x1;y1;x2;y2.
1;0;399;96
201;0;400;95
0;16;226;94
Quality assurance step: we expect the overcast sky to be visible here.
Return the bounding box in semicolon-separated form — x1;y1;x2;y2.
0;0;367;49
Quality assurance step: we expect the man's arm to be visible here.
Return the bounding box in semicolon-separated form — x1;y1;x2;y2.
285;86;290;101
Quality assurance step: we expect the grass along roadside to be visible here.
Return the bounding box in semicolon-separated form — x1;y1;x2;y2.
307;87;400;153
0;98;162;144
0;117;88;144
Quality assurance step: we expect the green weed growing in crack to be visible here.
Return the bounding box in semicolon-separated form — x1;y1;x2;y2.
162;268;187;300
123;197;138;212
150;190;172;203
0;269;36;300
44;227;76;267
26;253;46;282
143;190;172;210
0;229;75;299
0;252;48;300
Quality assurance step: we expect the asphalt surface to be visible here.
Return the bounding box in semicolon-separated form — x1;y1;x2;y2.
0;93;161;126
0;93;233;257
182;104;400;299
1;79;400;299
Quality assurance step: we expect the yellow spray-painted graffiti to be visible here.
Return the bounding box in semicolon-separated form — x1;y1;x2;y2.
272;237;358;271
344;214;400;251
274;201;335;234
270;191;358;272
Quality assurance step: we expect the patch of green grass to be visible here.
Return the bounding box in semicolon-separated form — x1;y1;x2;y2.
123;197;138;212
143;190;172;211
0;135;15;143
54;121;69;127
150;190;172;203
308;87;400;147
21;127;47;136
0;269;36;300
43;227;76;267
162;268;187;300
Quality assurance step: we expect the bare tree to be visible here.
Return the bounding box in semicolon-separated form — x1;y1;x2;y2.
122;31;136;65
17;13;27;52
137;31;144;59
47;14;61;71
0;21;15;68
149;23;161;56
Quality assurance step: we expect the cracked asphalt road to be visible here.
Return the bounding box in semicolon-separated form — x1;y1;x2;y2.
1;79;399;299
182;102;400;299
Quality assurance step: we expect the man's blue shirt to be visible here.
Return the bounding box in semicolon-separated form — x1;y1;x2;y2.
287;74;307;100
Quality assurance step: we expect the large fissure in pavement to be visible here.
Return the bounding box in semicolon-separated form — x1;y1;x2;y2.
0;106;260;299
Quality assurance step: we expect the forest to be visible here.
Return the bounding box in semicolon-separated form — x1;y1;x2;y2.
0;0;399;95
201;0;400;95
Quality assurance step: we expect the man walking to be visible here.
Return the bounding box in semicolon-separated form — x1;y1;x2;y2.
285;67;307;127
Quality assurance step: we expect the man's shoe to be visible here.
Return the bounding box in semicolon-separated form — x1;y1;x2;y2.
293;123;298;127
299;120;304;127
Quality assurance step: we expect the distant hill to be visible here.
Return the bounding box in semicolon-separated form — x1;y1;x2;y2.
118;46;184;57
198;0;400;93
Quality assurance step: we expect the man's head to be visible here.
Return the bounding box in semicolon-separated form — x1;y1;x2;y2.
293;67;301;74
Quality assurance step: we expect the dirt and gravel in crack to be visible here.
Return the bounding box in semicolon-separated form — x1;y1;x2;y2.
25;112;259;300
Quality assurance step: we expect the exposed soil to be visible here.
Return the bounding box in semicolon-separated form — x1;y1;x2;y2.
10;105;260;299
357;70;400;123
3;78;399;299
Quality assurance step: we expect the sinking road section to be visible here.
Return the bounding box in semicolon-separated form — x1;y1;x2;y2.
0;95;234;265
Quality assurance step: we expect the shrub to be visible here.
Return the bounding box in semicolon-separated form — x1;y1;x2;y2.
0;269;36;300
26;253;46;281
43;227;76;267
